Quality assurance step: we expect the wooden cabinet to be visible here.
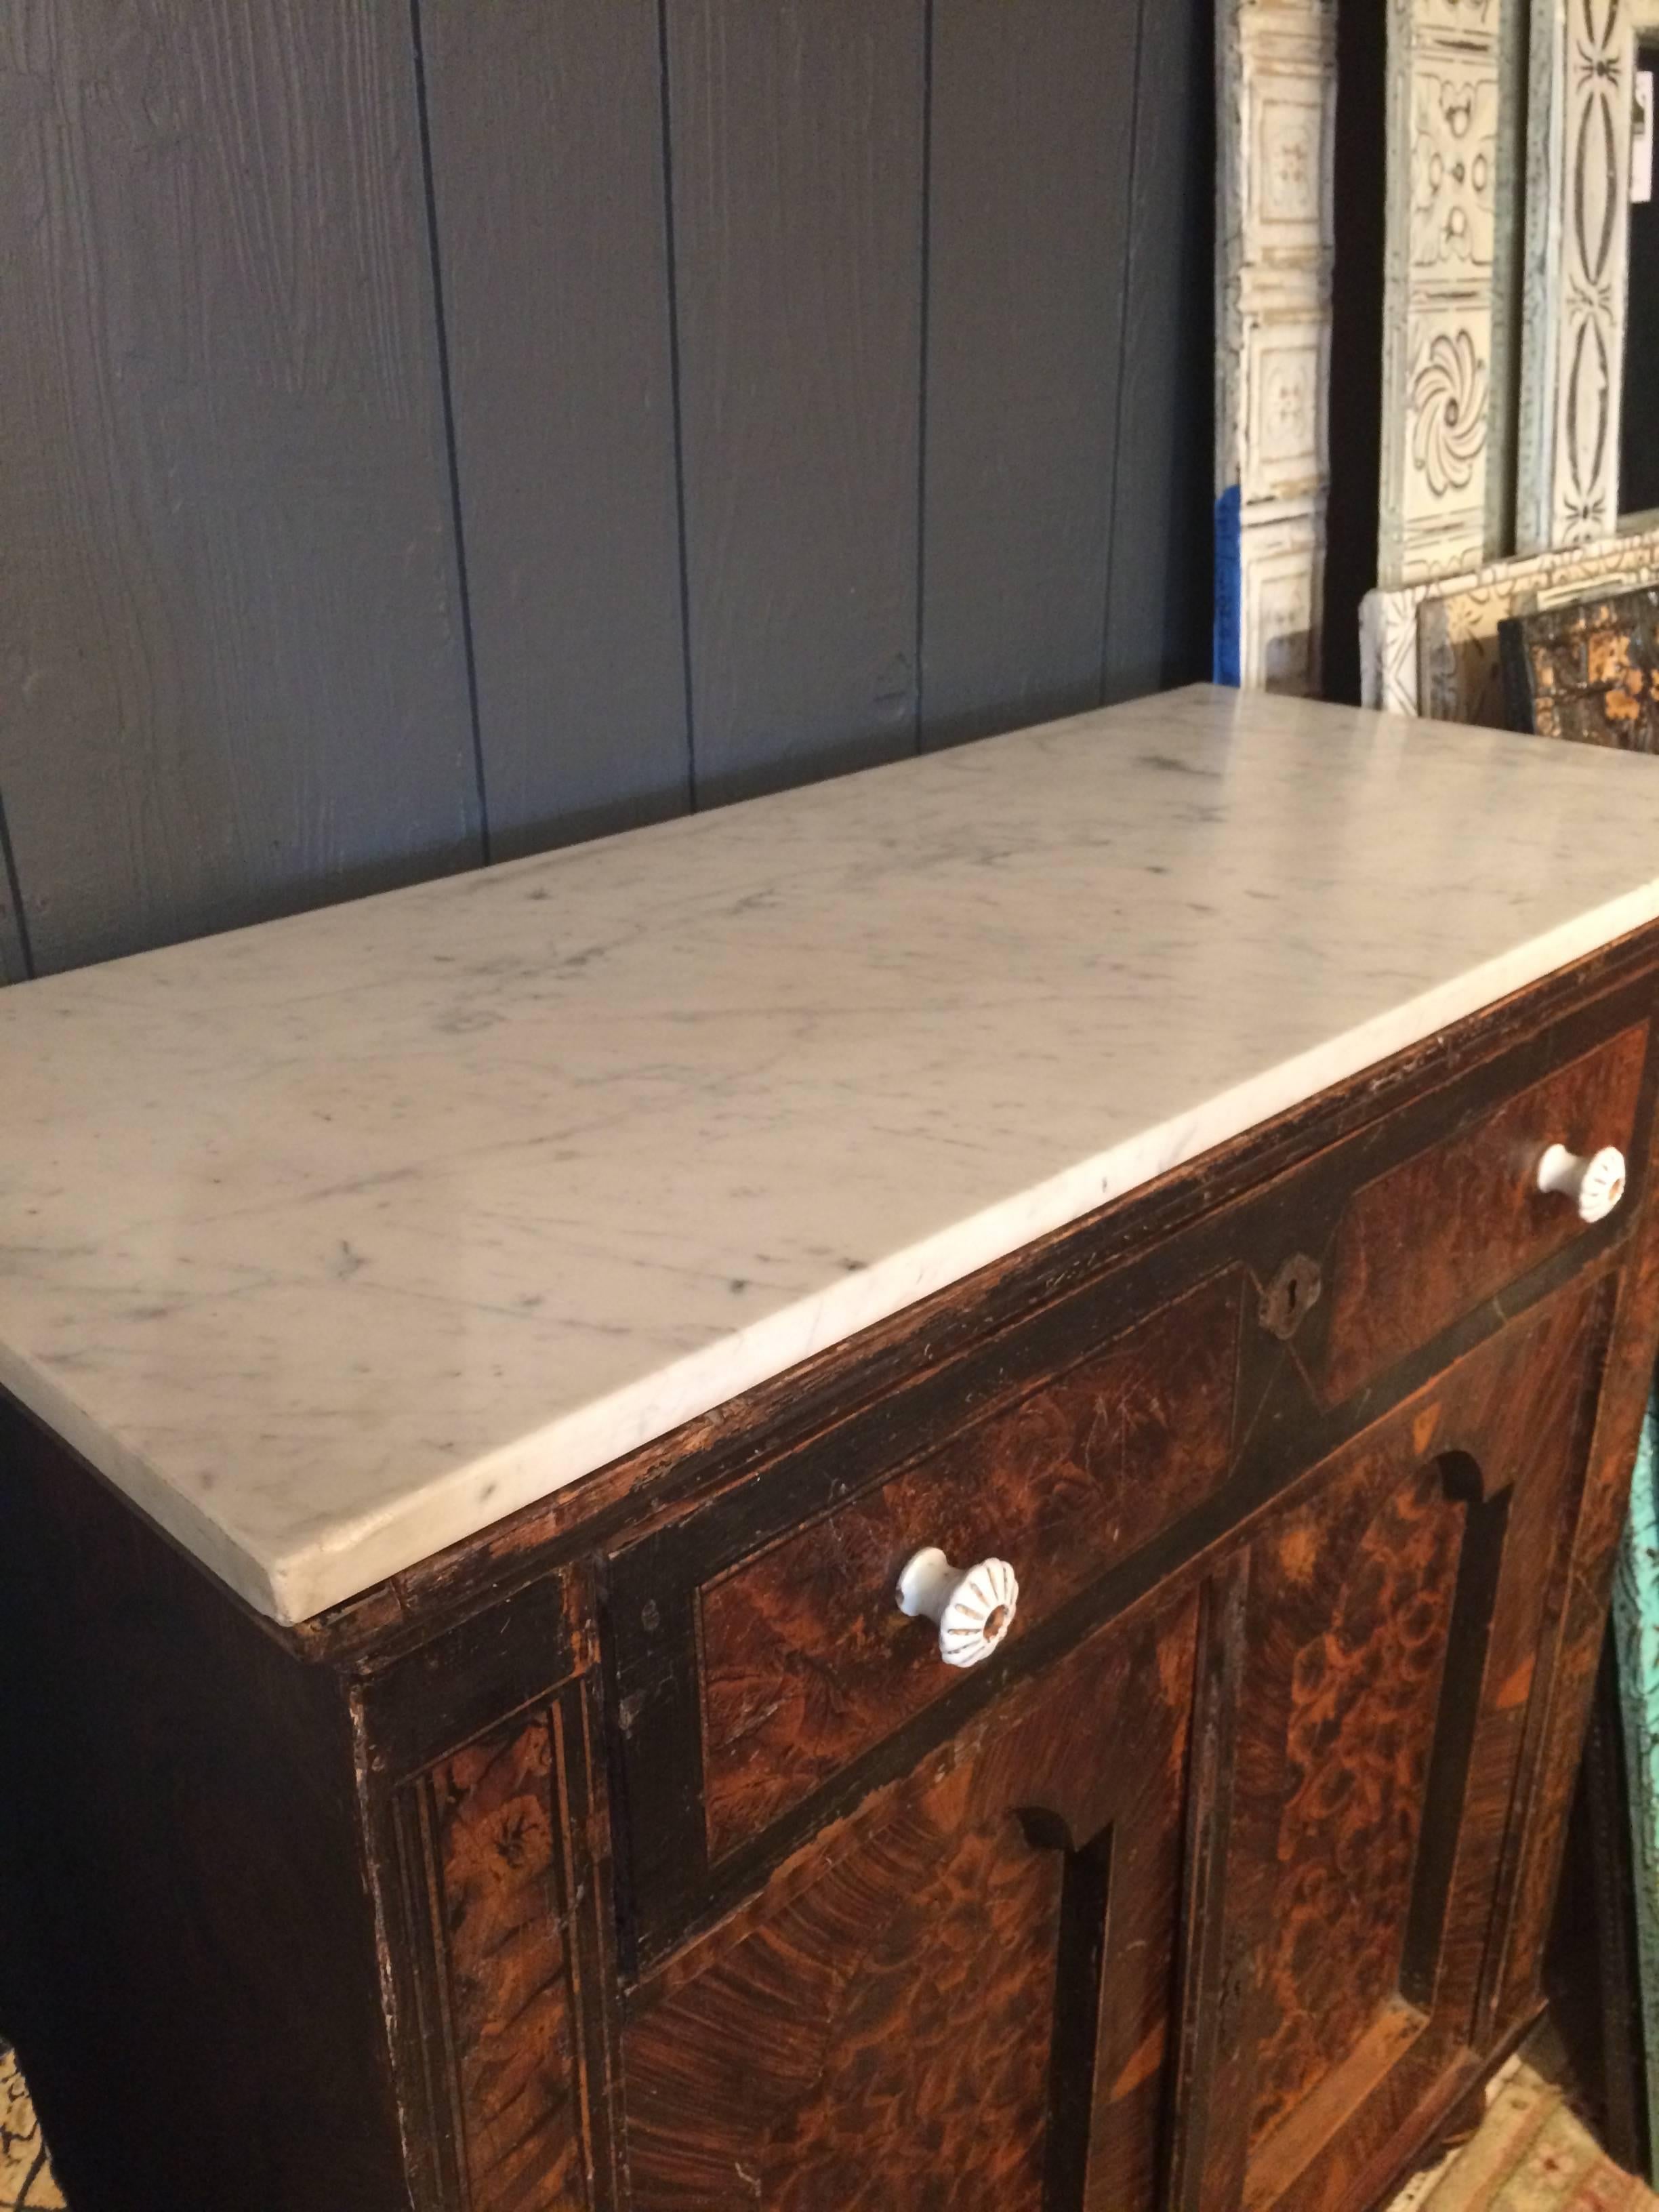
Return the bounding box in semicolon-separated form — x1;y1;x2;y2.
625;1587;1198;2212
5;940;1659;2211
1204;1280;1612;2212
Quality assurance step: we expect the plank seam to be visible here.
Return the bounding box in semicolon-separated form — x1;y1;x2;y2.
913;0;935;754
409;0;492;864
1099;0;1153;701
656;0;699;813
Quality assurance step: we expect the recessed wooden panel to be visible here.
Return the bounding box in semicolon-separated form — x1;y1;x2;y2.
697;1271;1241;1858
1319;1024;1647;1404
1193;1273;1613;2212
395;1689;613;2212
1248;1456;1467;2150
625;1589;1198;2212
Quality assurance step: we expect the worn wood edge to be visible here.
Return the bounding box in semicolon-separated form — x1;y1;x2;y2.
1477;1025;1659;2045
1338;2001;1547;2212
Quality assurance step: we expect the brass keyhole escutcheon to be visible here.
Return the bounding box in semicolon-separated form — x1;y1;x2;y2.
1261;1252;1323;1341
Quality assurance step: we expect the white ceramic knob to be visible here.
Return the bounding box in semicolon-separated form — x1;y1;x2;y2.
896;1547;1019;1668
1536;1143;1627;1224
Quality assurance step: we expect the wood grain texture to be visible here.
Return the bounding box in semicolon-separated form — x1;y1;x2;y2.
1247;1456;1466;2148
918;0;1137;750
1102;0;1214;703
1319;1023;1648;1403
607;960;1659;1969
0;0;480;975
697;1270;1240;1858
400;1701;599;2212
8;939;1659;2209
417;0;691;859
1195;1273;1614;2212
623;1589;1197;2212
664;0;925;806
1488;1065;1659;2044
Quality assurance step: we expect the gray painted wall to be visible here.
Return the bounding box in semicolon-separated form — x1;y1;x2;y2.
0;0;1214;982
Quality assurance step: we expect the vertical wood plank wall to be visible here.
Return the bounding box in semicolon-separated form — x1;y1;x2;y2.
0;0;1213;981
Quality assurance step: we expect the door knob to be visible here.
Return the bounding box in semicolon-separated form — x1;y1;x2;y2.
1536;1143;1626;1224
896;1547;1019;1668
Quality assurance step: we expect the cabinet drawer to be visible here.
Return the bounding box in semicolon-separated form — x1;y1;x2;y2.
1313;1023;1647;1405
697;1269;1242;1860
608;983;1656;1963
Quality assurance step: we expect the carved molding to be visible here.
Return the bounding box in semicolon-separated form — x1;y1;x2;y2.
1379;0;1502;589
1360;522;1659;716
1215;0;1335;693
1517;0;1635;551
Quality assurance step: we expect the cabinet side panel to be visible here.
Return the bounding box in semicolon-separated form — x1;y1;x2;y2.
0;1394;409;2211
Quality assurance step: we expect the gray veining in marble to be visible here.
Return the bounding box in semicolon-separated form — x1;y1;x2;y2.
5;685;1659;1621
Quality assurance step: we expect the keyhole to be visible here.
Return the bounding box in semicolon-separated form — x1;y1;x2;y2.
1261;1253;1324;1340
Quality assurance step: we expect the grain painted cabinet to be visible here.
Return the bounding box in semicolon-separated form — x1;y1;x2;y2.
5;689;1659;2209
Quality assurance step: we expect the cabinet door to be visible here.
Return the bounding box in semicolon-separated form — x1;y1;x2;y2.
622;1585;1202;2212
1195;1276;1613;2212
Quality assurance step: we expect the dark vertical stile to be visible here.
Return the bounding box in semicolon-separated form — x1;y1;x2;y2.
922;0;1140;753
665;0;927;809
0;786;31;984
1102;0;1215;704
1323;0;1387;705
417;0;690;860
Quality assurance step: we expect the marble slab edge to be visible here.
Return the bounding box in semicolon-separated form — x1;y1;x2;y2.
8;882;1659;1627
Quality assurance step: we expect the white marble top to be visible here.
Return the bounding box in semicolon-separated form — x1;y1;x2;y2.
7;685;1659;1622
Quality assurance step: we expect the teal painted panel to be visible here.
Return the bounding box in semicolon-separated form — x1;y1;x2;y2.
1613;1377;1659;2182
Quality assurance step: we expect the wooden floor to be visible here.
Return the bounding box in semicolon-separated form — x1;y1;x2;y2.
0;2034;1647;2211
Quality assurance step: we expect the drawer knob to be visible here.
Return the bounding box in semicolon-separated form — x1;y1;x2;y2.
896;1548;1019;1668
1536;1143;1627;1224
